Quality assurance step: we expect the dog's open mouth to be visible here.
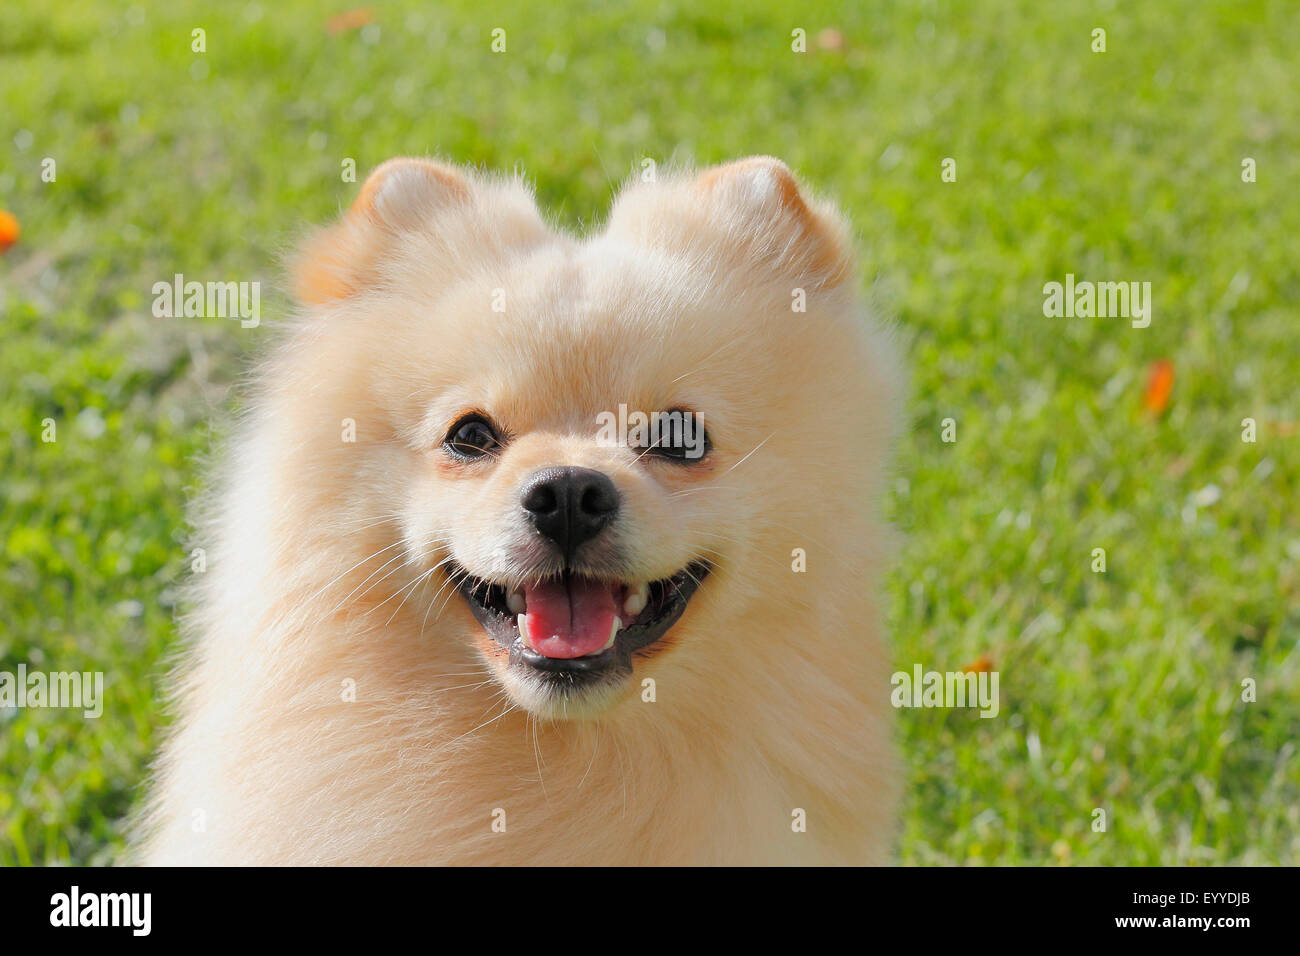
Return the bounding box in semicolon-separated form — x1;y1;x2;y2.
455;561;710;675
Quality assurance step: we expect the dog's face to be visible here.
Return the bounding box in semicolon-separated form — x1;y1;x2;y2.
284;157;892;718
404;259;726;717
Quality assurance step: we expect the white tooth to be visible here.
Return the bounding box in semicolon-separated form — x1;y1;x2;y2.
624;584;647;617
603;617;622;651
507;589;525;614
517;613;531;648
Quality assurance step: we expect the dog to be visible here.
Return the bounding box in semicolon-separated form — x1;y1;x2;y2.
132;156;903;865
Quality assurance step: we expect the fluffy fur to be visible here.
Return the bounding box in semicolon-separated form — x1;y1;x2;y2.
132;156;903;865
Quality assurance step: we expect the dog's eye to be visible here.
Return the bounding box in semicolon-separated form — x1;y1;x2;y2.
649;441;708;463
646;410;710;464
444;414;501;460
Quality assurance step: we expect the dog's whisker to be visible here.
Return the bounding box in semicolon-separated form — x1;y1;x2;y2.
630;430;669;465
306;540;405;603
720;431;776;477
577;722;601;791
365;553;458;620
530;714;548;798
425;566;471;630
667;484;743;498
312;545;409;620
446;695;518;747
428;678;496;695
380;564;441;625
328;551;413;617
334;512;404;533
670;336;741;384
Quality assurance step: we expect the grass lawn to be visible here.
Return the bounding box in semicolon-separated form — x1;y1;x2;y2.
1;0;1297;865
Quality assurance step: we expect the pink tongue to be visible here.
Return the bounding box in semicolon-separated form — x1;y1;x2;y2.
522;577;618;659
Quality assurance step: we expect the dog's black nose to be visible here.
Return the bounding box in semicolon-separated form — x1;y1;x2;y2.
521;467;620;559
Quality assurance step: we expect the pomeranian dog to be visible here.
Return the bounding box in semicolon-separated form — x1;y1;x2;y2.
132;155;902;865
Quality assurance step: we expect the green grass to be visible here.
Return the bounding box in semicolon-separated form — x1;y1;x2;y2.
2;0;1297;865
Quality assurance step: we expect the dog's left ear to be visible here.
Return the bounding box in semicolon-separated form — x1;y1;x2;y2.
606;156;853;291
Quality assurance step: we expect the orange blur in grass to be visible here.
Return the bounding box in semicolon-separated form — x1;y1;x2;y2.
0;209;19;252
1141;358;1175;416
326;8;373;34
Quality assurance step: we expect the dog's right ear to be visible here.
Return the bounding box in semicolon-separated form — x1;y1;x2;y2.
291;158;548;305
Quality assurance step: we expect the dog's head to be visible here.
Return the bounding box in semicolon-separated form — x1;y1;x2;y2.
280;157;897;718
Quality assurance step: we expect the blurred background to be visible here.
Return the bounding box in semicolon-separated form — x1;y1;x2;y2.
1;0;1296;864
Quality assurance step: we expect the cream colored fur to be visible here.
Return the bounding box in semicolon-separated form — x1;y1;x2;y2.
132;156;903;865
